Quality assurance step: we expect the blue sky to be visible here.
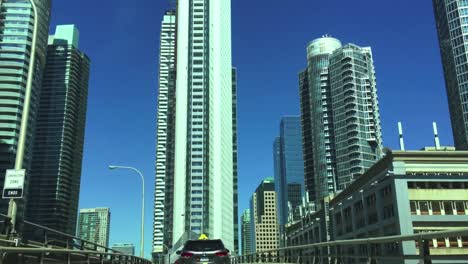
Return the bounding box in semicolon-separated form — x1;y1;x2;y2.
50;0;452;257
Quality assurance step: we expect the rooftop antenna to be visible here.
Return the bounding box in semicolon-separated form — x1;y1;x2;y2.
398;122;405;150
433;122;441;150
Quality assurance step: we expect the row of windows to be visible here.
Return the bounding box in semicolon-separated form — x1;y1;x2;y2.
407;181;468;189
410;200;468;215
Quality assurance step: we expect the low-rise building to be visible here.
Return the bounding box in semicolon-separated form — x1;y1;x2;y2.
285;196;332;247
329;150;468;257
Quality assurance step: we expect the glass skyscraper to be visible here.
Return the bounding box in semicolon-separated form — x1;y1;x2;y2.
433;0;468;150
240;209;251;255
300;37;383;205
26;25;90;237
273;116;304;232
0;0;51;214
154;0;235;254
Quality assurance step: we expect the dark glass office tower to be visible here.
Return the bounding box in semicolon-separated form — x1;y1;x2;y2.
0;0;51;215
433;0;468;150
273;116;304;237
27;25;90;236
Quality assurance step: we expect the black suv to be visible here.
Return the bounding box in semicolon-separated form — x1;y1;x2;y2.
176;239;230;264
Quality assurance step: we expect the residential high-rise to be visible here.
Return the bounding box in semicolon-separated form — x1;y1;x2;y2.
0;0;51;214
77;208;111;251
433;1;468;150
154;10;176;254
153;0;235;254
232;68;239;254
328;44;383;189
26;25;90;237
300;37;383;205
273;117;304;236
112;243;135;255
240;209;252;255
249;178;279;253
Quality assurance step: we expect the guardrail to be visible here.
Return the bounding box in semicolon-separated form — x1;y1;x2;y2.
232;228;468;264
0;214;152;264
0;246;152;264
0;213;115;252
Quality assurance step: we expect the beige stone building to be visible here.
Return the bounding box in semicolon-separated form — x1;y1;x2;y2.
250;178;280;253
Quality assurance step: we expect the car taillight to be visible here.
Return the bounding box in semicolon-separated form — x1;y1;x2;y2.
181;252;194;258
215;252;228;257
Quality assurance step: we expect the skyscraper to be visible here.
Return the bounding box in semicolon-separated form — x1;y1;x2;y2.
154;0;235;254
154;10;176;254
26;25;90;237
0;0;51;214
433;0;468;150
300;37;383;205
112;243;135;255
240;209;251;256
77;208;111;251
249;178;279;253
273;117;304;234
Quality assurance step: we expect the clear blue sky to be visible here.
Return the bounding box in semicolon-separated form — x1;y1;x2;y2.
50;0;452;257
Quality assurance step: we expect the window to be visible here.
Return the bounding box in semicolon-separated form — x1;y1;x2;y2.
419;201;429;215
410;201;417;215
443;201;454;215
432;201;441;215
455;201;465;215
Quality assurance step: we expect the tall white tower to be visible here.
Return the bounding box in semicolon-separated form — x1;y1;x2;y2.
154;0;234;255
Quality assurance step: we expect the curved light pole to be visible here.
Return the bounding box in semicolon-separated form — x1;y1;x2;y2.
8;0;39;233
109;165;145;258
161;244;170;264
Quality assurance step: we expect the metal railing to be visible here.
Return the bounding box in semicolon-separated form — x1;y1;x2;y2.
0;214;152;264
232;228;468;264
0;247;152;264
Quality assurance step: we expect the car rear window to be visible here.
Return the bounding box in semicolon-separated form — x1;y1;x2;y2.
184;240;225;251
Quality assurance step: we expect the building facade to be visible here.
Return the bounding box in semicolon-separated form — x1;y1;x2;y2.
249;178;279;253
433;0;468;150
154;0;235;254
285;196;331;248
273;117;305;238
328;44;383;190
241;209;252;256
232;67;239;254
112;243;135;255
329;150;468;259
0;0;51;214
300;37;383;205
154;10;177;254
26;25;90;237
77;208;111;250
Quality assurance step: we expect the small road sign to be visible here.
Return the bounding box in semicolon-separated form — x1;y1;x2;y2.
2;169;25;199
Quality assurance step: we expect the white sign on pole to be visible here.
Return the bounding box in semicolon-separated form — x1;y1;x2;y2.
2;169;25;199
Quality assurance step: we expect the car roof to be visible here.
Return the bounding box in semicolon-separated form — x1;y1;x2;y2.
186;239;222;242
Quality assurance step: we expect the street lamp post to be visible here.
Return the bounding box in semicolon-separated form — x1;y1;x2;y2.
162;244;170;264
7;0;39;234
109;165;145;258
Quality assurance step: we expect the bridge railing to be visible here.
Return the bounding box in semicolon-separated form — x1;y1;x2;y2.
232;228;468;264
0;246;153;264
0;214;152;263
